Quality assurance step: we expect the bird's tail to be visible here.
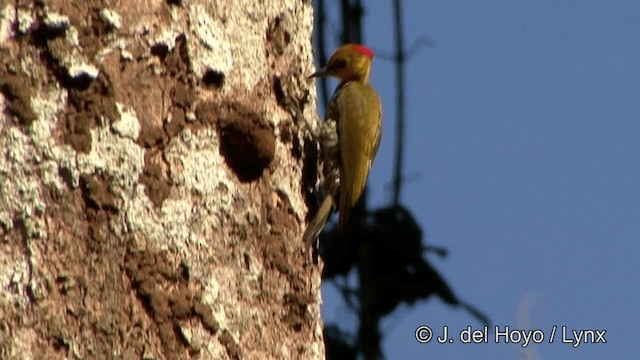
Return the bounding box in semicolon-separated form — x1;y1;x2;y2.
303;195;334;246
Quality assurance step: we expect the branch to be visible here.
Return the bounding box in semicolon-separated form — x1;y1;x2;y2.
391;0;405;206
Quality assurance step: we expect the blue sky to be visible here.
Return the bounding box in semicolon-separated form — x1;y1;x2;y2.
319;1;640;359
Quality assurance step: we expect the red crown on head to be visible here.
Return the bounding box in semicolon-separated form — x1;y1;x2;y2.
350;44;374;59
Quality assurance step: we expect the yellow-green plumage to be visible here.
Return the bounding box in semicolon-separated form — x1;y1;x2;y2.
303;43;382;245
335;81;381;229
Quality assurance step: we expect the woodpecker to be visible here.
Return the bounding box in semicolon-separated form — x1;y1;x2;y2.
303;44;382;245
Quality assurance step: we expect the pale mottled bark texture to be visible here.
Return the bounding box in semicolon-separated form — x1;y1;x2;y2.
0;0;323;358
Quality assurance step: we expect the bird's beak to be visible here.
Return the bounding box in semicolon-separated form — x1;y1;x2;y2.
308;68;326;79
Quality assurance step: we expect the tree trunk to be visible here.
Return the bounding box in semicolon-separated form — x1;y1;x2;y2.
0;0;323;358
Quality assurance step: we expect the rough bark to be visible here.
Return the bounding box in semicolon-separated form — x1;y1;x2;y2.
0;0;323;359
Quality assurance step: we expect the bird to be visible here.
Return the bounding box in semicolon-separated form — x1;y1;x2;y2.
303;44;382;245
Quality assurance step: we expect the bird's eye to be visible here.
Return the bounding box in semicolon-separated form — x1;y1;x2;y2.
330;59;347;70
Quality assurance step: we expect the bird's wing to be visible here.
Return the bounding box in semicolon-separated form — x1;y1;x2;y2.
337;82;382;229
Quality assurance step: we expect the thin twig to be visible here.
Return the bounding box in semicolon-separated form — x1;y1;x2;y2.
375;35;436;61
391;0;405;206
